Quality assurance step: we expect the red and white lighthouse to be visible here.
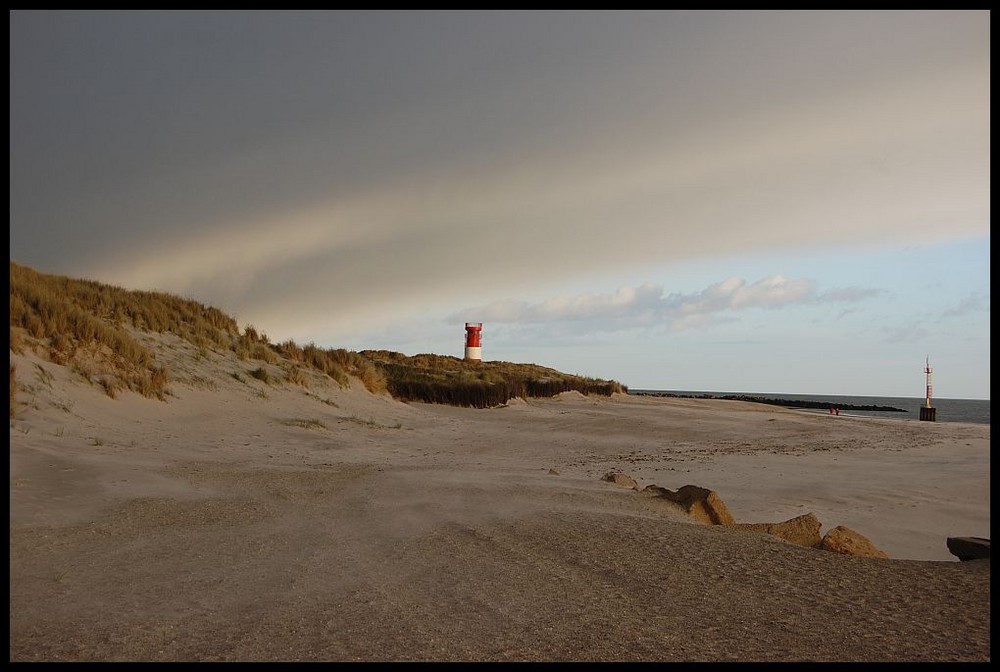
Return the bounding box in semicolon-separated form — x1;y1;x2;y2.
464;323;482;361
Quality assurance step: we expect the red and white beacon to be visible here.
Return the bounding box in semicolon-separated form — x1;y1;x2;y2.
920;356;936;422
464;323;483;361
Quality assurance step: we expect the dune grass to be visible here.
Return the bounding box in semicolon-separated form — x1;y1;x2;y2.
9;261;386;397
279;418;327;430
360;350;626;408
9;261;625;408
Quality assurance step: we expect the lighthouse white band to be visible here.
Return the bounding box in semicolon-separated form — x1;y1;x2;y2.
464;346;482;361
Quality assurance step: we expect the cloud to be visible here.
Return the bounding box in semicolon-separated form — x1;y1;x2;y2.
820;287;886;302
942;291;989;318
9;11;989;356
471;282;664;324
451;274;875;333
882;324;929;344
664;275;816;315
665;313;740;334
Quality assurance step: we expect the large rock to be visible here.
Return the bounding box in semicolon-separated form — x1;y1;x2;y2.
820;526;890;559
642;484;735;526
633;482;888;559
602;472;639;490
734;513;823;548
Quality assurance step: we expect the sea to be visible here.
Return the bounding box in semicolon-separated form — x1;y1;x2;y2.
628;390;990;426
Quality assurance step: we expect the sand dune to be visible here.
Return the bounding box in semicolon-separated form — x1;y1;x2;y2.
9;338;990;662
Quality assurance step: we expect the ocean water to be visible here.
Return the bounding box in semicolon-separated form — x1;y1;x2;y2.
629;390;990;426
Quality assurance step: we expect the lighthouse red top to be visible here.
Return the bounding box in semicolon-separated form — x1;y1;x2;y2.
465;322;482;347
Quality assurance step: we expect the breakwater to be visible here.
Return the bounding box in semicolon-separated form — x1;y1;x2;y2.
631;391;907;414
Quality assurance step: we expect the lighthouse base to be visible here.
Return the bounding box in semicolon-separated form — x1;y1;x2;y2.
919;407;937;422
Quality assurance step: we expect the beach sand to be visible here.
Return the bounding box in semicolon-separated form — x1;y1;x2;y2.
9;337;991;662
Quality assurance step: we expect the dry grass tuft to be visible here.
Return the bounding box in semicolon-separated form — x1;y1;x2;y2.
99;377;118;399
284;364;309;388
249;366;272;385
10;327;24;354
280;418;327;430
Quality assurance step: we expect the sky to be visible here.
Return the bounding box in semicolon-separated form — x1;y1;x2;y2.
9;10;991;399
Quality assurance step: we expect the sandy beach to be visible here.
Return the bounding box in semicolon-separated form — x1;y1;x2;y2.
9;336;991;662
